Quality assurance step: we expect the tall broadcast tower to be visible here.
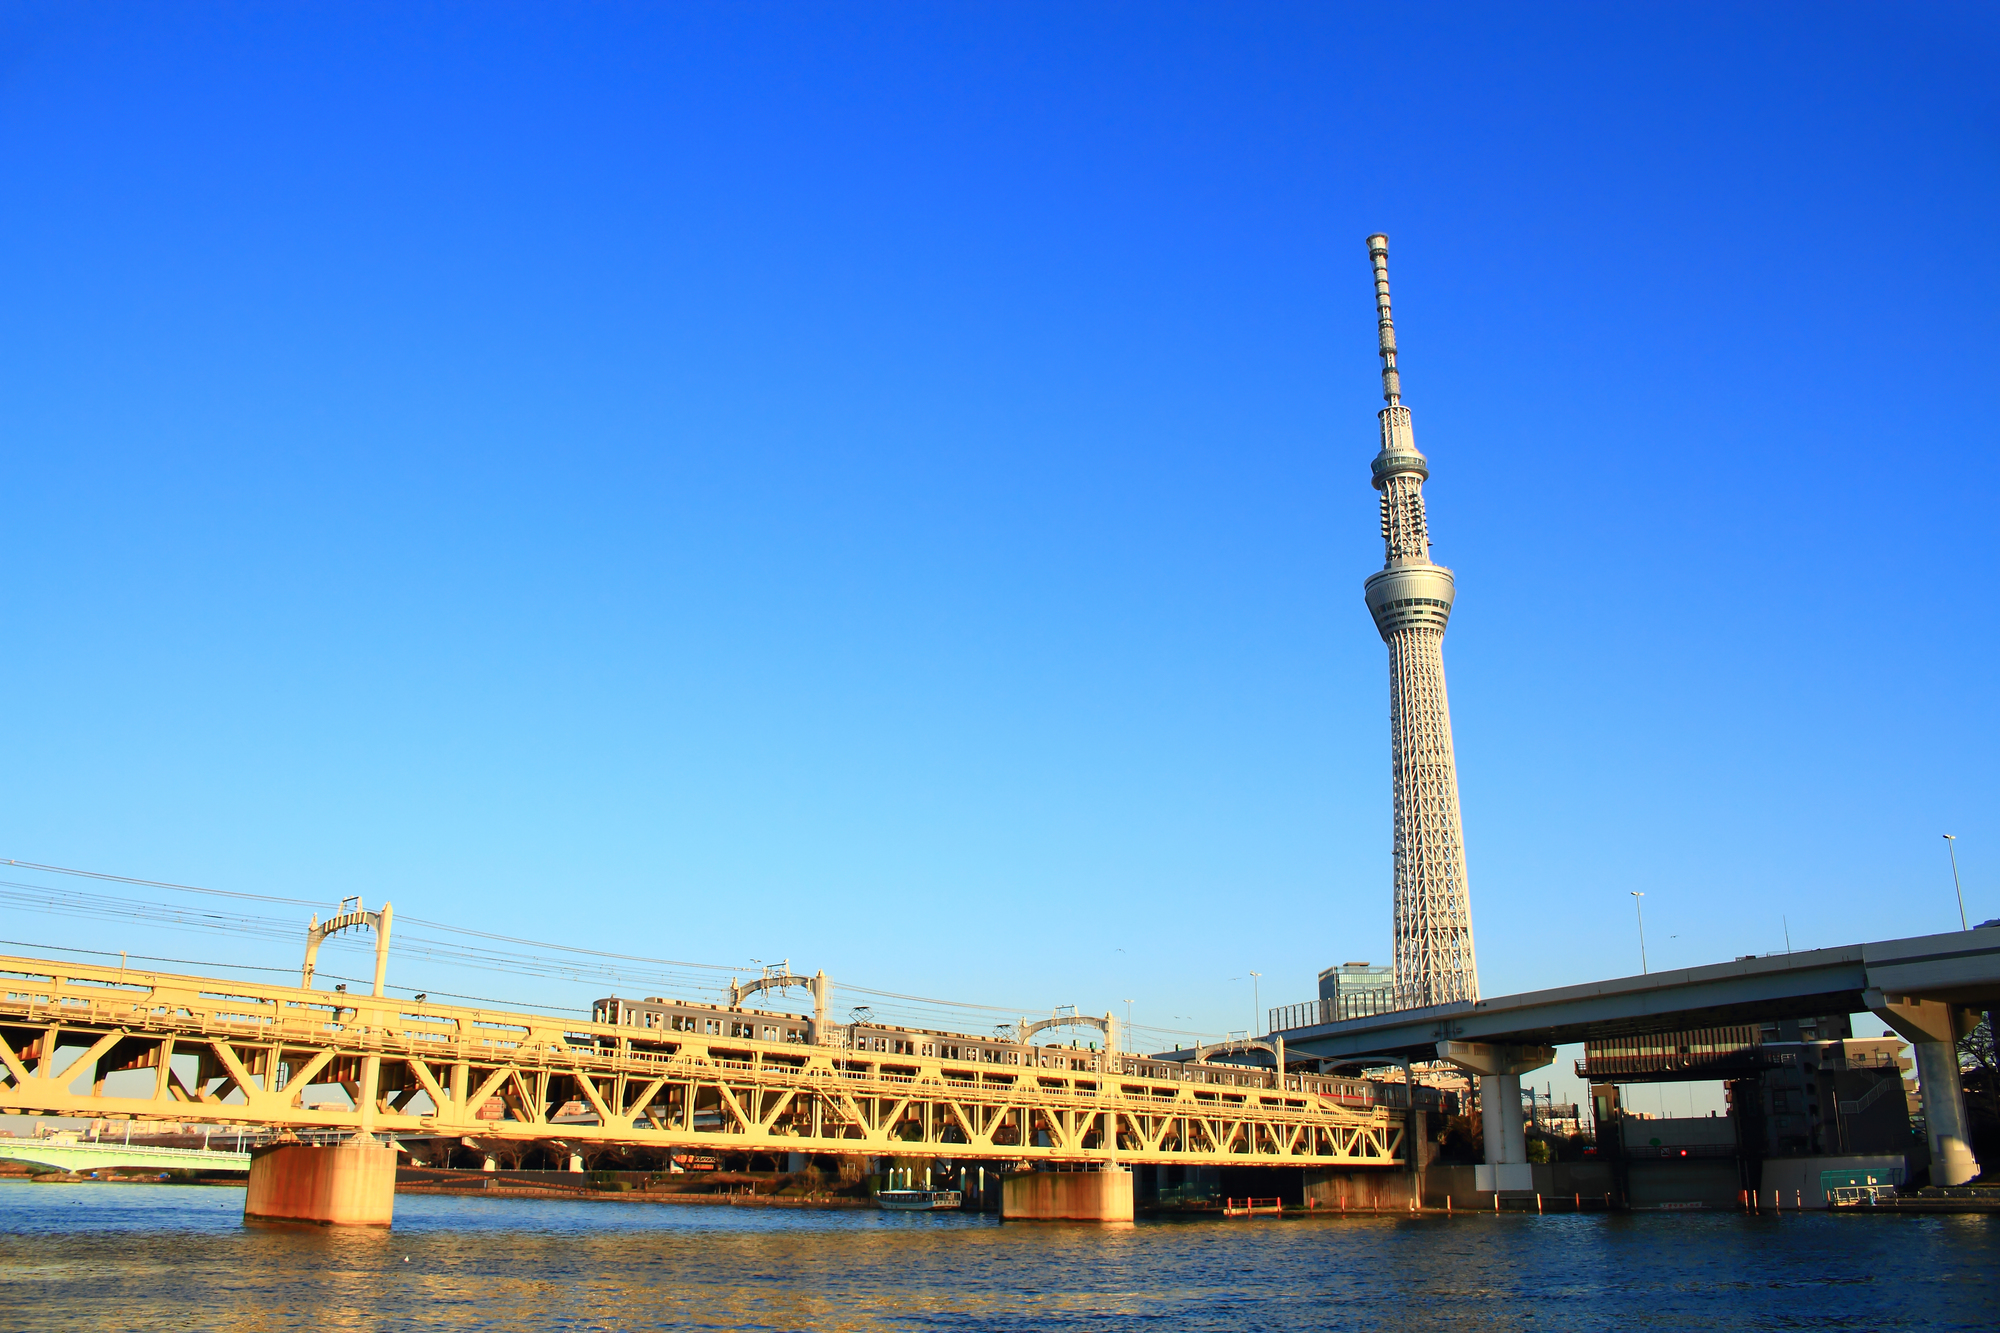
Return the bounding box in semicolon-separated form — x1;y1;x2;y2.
1359;234;1480;1009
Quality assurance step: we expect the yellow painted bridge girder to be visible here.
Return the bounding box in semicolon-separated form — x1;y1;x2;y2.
0;955;1407;1168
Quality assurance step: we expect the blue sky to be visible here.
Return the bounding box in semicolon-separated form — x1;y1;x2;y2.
1;4;1995;1098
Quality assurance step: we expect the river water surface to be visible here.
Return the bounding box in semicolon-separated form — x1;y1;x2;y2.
2;1182;1995;1331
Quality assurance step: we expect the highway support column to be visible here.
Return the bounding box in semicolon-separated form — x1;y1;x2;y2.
1868;989;1981;1186
244;1137;397;1226
1438;1041;1555;1195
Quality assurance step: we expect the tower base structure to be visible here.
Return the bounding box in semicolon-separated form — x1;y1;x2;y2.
1001;1168;1134;1221
244;1140;397;1227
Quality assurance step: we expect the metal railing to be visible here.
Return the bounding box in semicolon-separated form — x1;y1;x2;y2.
1269;988;1402;1032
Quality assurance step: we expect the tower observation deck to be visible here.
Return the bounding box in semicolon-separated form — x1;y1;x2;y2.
1359;234;1480;1009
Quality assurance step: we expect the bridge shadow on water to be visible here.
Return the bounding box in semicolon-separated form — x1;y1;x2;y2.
0;1181;1995;1332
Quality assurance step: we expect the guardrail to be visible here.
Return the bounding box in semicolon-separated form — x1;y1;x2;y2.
1269;990;1403;1032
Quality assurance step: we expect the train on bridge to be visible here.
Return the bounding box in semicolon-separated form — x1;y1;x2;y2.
591;991;1450;1113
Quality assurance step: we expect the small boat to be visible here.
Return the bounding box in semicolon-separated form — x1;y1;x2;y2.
876;1188;963;1211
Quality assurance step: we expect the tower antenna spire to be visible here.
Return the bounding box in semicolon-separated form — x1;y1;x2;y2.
1367;233;1400;406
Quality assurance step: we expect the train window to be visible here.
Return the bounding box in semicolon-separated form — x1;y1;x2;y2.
761;1025;778;1041
1007;1052;1020;1065
921;1043;934;1058
704;1019;721;1035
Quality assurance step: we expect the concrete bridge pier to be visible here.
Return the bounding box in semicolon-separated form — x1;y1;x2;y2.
1869;989;1981;1186
243;1137;397;1227
1439;1040;1554;1193
245;1043;397;1225
1001;1167;1134;1221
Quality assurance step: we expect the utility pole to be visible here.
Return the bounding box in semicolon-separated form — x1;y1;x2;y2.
1630;892;1648;974
1945;835;1968;931
1249;972;1262;1035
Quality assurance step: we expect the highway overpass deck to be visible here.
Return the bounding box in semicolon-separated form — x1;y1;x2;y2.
1275;926;2000;1064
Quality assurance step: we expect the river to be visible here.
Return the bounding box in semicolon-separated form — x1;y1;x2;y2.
1;1182;1995;1330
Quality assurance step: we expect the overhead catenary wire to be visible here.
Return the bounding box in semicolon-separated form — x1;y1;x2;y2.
6;859;743;973
0;881;734;997
0;938;592;1014
0;857;1219;1045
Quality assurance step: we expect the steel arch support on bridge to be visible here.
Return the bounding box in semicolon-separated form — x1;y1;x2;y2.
1167;1035;1287;1075
728;970;831;1045
1018;1011;1117;1056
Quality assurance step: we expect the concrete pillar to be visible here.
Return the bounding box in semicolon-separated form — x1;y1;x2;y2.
567;1153;584;1172
244;1141;396;1227
1868;989;1981;1187
1438;1040;1553;1194
1481;1073;1525;1172
1913;1038;1979;1186
1001;1168;1134;1221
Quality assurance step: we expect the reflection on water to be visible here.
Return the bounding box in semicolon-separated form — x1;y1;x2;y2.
2;1182;1996;1331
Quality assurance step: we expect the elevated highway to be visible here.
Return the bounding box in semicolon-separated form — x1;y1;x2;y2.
1275;927;2000;1060
1274;925;2000;1190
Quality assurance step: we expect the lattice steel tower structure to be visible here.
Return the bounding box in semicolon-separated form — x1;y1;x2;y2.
1359;234;1480;1009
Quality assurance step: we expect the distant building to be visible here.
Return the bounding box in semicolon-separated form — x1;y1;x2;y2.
1582;1013;1915;1162
1737;1017;1916;1159
1320;961;1395;1005
1270;961;1397;1030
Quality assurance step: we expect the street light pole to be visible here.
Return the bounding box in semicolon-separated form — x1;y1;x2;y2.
1122;999;1134;1054
1630;892;1648;975
1249;972;1262;1035
1945;835;1968;931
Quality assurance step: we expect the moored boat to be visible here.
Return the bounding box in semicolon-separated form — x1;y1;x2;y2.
875;1188;962;1211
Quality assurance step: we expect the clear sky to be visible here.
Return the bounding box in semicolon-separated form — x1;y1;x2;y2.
1;4;1995;1107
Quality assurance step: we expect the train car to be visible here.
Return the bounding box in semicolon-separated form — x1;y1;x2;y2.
588;993;1449;1112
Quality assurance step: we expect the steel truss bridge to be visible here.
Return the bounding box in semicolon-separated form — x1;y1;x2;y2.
0;953;1409;1170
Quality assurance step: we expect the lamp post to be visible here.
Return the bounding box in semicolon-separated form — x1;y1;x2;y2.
1631;892;1648;975
1945;835;1968;931
1122;999;1134;1054
1249;972;1262;1035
